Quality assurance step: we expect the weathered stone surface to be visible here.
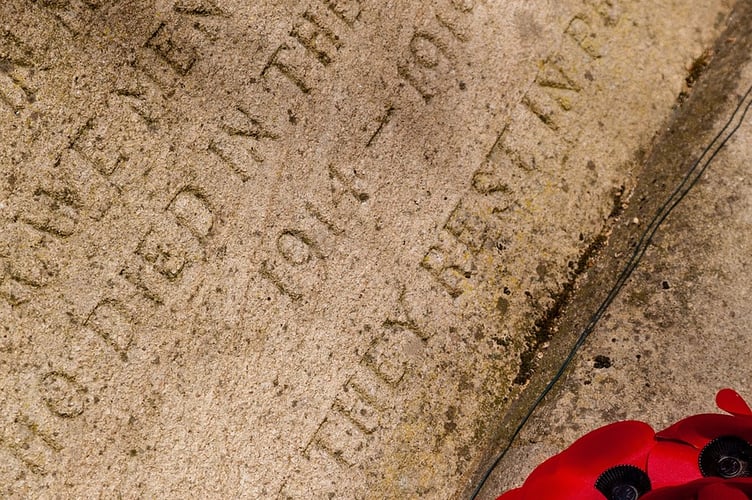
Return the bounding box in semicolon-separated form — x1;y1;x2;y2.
0;0;734;497
476;1;752;497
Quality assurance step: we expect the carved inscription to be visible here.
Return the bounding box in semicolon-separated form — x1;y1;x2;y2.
147;22;199;76
0;0;697;495
398;1;475;101
0;414;62;475
39;0;101;36
135;3;225;90
259;208;333;301
305;334;419;464
39;371;87;418
0;226;60;306
0;4;232;480
304;297;427;465
173;0;226;17
322;0;361;26
292;10;343;66
259;164;368;301
21;151;118;238
85;299;135;360
37;0;373;311
122;188;212;304
420;1;616;297
288;3;628;482
0;26;37;114
209;107;279;182
2;117;124;307
72;98;155;181
262;0;358;94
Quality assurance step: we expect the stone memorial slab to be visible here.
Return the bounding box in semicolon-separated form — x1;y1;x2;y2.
0;0;734;497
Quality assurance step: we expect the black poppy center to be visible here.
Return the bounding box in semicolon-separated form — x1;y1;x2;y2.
610;484;639;500
595;465;651;500
699;435;752;479
718;456;743;477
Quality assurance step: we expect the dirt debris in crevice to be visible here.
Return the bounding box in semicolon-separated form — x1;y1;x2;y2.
507;15;745;390
678;47;715;104
512;185;627;386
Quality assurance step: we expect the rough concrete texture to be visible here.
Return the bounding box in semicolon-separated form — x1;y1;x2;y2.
477;1;752;498
0;0;737;498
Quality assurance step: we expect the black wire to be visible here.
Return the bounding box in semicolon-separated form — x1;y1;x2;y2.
469;83;752;500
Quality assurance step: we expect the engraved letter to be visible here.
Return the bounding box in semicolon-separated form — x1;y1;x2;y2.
0;414;62;475
420;245;466;298
262;44;312;94
39;371;87;418
291;11;343;66
85;299;134;360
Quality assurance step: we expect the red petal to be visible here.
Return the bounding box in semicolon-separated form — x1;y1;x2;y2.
647;440;702;488
717;389;752;417
641;478;752;499
518;421;655;499
496;487;524;500
726;478;752;492
555;421;656;474
697;482;750;500
520;475;605;500
640;478;721;499
656;414;752;448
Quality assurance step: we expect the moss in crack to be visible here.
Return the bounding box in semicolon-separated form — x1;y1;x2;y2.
686;48;714;89
609;185;627;219
511;188;624;385
512;233;608;384
678;48;715;104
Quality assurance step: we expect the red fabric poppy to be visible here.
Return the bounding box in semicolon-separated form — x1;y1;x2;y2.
496;421;656;500
648;390;752;488
640;477;752;499
495;390;752;499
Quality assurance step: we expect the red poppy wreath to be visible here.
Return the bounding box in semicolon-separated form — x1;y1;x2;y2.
497;389;752;500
